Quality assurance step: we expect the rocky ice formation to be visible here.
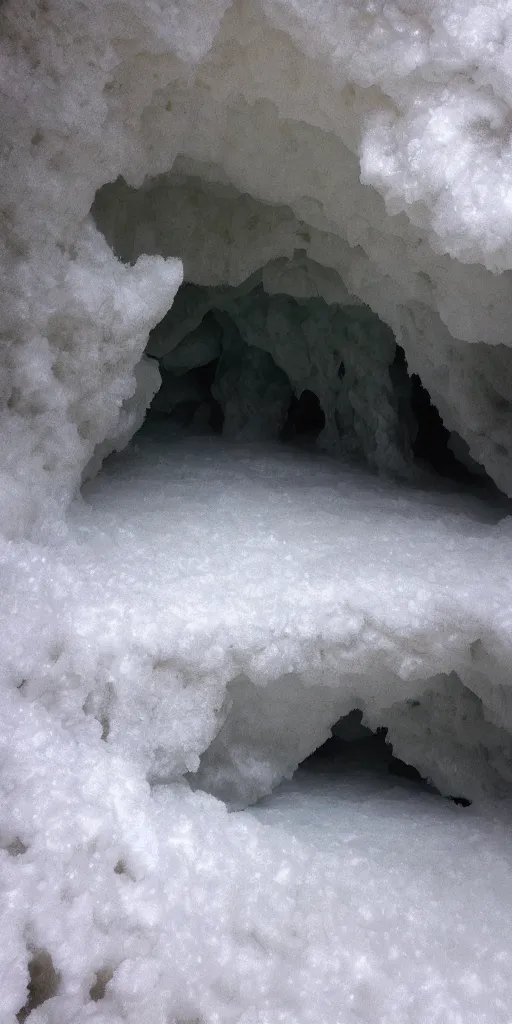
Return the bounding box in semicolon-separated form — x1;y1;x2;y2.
4;0;512;1021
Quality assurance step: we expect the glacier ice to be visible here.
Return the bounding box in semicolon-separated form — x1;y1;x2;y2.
5;0;512;1020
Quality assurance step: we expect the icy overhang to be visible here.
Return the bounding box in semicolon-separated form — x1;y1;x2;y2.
4;0;512;535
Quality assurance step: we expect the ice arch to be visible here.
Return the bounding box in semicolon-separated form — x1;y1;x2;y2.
93;168;512;496
3;0;512;538
5;1;512;1021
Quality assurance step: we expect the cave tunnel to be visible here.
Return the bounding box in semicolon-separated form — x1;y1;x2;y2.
302;710;471;807
87;168;512;533
91;174;506;500
135;280;499;499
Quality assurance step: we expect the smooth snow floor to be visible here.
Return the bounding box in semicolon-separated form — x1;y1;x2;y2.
248;762;512;1021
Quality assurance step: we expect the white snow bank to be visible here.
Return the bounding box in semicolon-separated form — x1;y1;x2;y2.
0;212;181;539
82;356;161;483
250;766;512;1022
3;431;512;813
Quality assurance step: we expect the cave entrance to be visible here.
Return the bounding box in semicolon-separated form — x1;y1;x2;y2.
91;174;502;494
281;389;325;443
300;710;471;806
137;280;498;494
303;710;432;787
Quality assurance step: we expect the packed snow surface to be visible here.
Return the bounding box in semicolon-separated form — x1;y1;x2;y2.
3;431;512;1021
249;764;512;1023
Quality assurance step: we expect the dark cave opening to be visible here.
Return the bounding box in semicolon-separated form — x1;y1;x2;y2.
91;175;509;504
302;711;471;806
391;347;480;485
281;389;326;442
143;288;496;496
148;355;225;433
304;711;426;782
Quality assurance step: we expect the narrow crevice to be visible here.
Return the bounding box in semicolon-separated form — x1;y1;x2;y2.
89;966;114;1002
392;346;498;492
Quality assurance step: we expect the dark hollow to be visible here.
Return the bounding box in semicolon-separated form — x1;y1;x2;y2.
281;389;326;441
304;724;426;784
17;949;60;1023
304;712;471;806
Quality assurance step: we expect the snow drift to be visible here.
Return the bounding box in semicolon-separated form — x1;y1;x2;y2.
4;0;512;1020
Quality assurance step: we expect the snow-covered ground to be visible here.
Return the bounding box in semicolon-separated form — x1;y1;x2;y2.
250;761;512;1023
3;428;512;1022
